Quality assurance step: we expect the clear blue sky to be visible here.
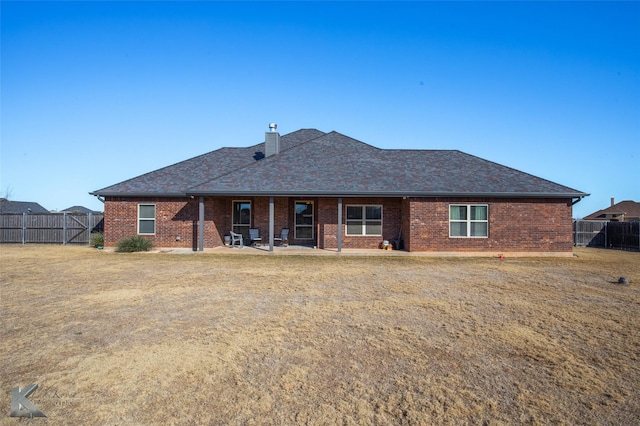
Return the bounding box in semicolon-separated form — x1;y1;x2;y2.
1;1;638;218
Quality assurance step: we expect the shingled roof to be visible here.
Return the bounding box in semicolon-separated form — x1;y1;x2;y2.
583;200;640;221
92;129;587;199
0;199;49;214
62;205;102;214
92;129;325;196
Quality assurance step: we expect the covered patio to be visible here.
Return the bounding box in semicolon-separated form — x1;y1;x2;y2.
193;195;404;253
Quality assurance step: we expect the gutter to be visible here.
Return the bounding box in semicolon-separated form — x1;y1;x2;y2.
92;190;589;200
571;195;588;206
89;191;189;198
185;190;590;199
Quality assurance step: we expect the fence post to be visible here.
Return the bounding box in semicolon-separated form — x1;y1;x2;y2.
22;212;26;244
62;212;66;245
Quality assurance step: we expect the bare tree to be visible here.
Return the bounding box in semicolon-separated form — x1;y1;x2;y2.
1;185;15;200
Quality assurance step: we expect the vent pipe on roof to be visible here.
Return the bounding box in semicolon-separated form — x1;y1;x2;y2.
265;123;280;157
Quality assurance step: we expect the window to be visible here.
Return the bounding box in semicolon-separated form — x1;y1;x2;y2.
232;201;251;237
138;204;156;234
295;201;314;239
346;205;382;236
450;205;488;238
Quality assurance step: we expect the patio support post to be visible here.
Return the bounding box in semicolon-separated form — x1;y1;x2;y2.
198;197;204;252
269;196;274;252
337;197;342;252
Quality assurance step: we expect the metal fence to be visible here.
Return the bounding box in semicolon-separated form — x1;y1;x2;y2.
0;213;104;245
574;220;640;251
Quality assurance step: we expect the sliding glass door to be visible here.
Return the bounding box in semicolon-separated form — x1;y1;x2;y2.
232;201;251;238
295;201;313;240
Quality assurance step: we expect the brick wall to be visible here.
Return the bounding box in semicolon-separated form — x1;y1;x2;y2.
104;196;574;252
318;198;402;249
251;197;290;242
407;197;574;252
104;196;228;248
104;197;198;248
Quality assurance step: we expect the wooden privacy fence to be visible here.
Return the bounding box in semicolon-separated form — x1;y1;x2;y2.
0;213;104;245
573;220;640;251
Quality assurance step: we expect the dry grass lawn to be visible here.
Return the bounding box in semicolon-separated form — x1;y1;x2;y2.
1;245;639;425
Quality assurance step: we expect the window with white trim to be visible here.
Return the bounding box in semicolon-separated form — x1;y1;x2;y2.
449;204;488;238
346;205;382;236
138;204;156;235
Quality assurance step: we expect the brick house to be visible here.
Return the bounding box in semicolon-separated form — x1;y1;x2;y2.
91;126;588;254
583;199;640;222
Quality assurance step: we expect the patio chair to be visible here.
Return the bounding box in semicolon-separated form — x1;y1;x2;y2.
273;228;289;246
229;231;244;248
249;228;262;246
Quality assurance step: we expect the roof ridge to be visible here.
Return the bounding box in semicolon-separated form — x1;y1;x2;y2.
185;129;328;191
275;129;331;155
93;129;326;194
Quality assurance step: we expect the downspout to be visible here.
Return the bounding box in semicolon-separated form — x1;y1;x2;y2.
571;196;585;206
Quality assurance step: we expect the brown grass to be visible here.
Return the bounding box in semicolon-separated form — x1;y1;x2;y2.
1;245;639;425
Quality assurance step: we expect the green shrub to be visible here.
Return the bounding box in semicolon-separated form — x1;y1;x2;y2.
90;232;104;248
115;235;153;252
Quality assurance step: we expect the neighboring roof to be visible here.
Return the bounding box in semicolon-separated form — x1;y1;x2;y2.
92;129;588;199
62;206;102;214
583;200;640;220
0;199;50;214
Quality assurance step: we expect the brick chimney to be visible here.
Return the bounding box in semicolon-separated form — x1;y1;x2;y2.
611;197;615;207
265;123;280;157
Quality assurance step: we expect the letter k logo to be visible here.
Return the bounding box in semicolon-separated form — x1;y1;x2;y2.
10;384;47;418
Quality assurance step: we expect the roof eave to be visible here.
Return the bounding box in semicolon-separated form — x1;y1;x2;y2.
186;190;590;198
90;191;188;198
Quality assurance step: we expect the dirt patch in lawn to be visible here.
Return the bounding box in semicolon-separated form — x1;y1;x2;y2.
1;246;638;425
